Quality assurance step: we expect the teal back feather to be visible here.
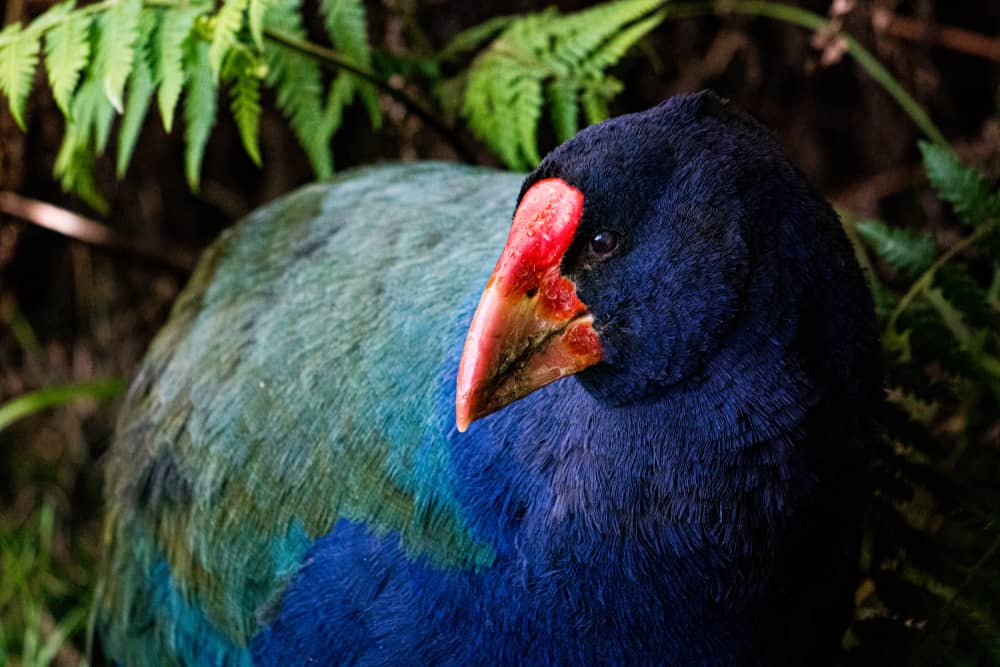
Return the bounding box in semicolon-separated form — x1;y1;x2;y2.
99;163;520;663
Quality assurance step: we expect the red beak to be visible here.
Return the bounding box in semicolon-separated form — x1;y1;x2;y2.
455;178;603;432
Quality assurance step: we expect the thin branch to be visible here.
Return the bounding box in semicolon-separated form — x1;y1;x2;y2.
662;1;949;147
0;191;195;275
872;8;1000;63
262;27;477;164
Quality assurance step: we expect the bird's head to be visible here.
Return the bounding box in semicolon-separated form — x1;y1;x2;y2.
456;90;865;432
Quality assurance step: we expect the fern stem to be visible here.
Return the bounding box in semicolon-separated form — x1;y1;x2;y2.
0;0;116;47
887;219;1000;335
261;27;475;163
659;1;949;147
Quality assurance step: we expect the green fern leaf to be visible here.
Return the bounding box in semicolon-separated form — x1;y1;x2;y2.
920;141;1000;227
247;0;273;48
54;72;113;211
323;71;353;138
224;49;263;165
263;1;332;178
319;0;381;129
932;265;994;330
156;6;203;132
95;0;142;113
856;220;936;279
42;3;89;118
209;0;248;77
547;79;579;142
0;23;41;131
183;38;218;191
116;11;158;177
438;15;516;62
459;0;662;167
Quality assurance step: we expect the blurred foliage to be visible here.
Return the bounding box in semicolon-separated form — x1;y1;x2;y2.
2;0;1000;664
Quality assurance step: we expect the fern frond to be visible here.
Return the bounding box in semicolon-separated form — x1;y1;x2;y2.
96;0;142;113
43;3;89;118
856;220;937;279
932;265;994;330
247;0;273;48
263;1;332;178
323;72;353;138
459;0;662;168
223;48;263;165
319;0;380;129
0;23;42;131
156;6;203;132
438;15;516;62
182;38;218;191
209;0;248;77
547;79;579;142
920;141;1000;227
116;11;158;177
54;71;114;211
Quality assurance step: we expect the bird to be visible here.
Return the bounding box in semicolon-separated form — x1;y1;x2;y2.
97;90;881;666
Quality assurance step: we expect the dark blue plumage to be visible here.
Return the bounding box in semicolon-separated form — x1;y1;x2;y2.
101;91;880;665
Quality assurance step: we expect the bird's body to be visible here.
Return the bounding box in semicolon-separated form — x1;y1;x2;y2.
99;93;880;666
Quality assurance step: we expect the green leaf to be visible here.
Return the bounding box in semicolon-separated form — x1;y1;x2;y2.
209;0;248;77
323;71;353;138
224;49;262;165
458;0;662;167
263;1;332;178
547;79;579;142
43;4;89;117
920;141;1000;227
247;0;272;48
0;379;123;432
156;7;202;132
933;265;994;330
856;220;936;279
319;0;381;130
97;0;142;113
183;38;218;191
437;14;516;62
116;12;158;177
0;23;41;131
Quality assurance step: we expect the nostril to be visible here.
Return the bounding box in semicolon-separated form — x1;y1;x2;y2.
526;288;538;298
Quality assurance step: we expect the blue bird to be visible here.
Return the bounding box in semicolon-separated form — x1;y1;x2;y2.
98;91;880;666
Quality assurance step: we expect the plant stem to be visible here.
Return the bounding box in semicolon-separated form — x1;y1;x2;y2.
262;27;476;163
660;1;949;146
886;219;1000;335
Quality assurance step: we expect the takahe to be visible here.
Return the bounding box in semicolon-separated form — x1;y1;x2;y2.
98;91;880;666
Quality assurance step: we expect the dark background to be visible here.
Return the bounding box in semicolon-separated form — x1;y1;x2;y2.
0;0;998;663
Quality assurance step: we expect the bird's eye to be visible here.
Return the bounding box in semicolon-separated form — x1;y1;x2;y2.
587;231;621;259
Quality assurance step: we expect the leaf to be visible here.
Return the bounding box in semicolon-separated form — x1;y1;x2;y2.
156;7;202;132
43;4;90;117
856;220;936;279
458;0;661;167
547;79;579;142
319;0;380;130
437;14;516;62
323;71;353;138
0;23;41;131
932;265;994;330
116;12;158;177
183;38;218;191
224;49;262;165
247;0;272;48
0;379;123;432
263;1;332;178
920;141;1000;227
97;0;143;113
209;0;248;76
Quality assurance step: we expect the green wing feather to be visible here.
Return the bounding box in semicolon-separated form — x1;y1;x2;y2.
99;163;521;663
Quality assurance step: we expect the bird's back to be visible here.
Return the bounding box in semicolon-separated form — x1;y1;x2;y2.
98;163;520;665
